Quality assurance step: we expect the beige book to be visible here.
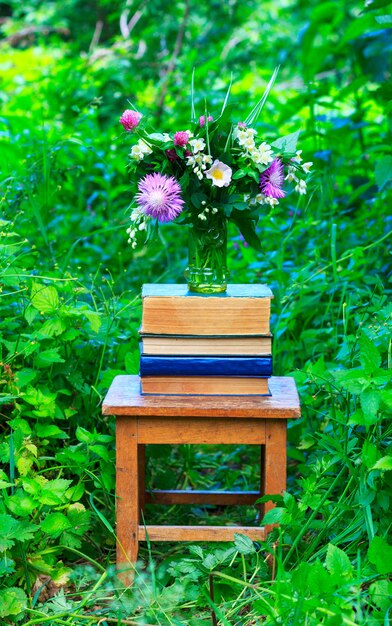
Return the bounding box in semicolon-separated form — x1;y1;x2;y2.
141;376;270;396
141;334;272;356
141;284;273;336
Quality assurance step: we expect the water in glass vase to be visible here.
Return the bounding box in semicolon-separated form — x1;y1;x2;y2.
185;217;228;294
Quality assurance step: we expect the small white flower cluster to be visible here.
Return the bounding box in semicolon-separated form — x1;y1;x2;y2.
285;150;313;195
186;139;212;180
130;139;152;161
235;127;274;167
126;207;149;248
249;193;279;207
197;201;218;221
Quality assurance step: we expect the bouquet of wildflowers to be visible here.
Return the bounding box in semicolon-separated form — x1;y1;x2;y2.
119;79;312;291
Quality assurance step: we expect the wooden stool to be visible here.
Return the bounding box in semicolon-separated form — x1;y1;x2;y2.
102;375;300;571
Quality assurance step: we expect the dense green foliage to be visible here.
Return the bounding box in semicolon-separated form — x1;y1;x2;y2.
0;0;391;623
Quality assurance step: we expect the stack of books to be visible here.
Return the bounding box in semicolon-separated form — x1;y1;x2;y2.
139;284;273;396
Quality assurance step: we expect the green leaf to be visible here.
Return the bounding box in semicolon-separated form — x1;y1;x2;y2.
262;507;287;525
41;318;67;337
40;479;73;506
325;544;354;581
360;390;381;423
333;368;367;394
232;216;262;251
14;369;37;389
41;513;72;537
35;349;65;367
36;424;69;439
31;283;60;314
375;156;392;191
381;389;392;408
7;492;38;517
232;169;247;180
14;520;39;543
361;440;378;468
234;533;256;555
0;556;16;577
0;514;19;551
62;505;92;549
89;444;110;461
76;426;95;444
304;560;335;595
83;310;102;333
368;536;392;574
369;580;392;612
271;130;300;153
360;335;381;374
125;350;140;374
372;455;392;471
0;587;27;618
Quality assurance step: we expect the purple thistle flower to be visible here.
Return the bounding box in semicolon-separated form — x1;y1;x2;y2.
119;109;142;131
136;173;184;223
259;158;286;199
174;131;189;147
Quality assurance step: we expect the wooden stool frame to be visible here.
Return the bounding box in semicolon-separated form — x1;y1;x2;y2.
102;375;300;568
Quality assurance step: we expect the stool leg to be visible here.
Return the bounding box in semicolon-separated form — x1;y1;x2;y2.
263;419;286;533
116;416;139;579
257;444;266;521
138;444;146;521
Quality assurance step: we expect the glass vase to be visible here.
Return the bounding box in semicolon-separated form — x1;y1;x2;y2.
185;216;228;294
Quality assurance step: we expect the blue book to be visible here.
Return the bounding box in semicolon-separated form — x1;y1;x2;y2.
140;355;272;377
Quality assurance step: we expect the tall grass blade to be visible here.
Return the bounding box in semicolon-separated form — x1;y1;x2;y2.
219;72;233;117
244;66;280;126
191;67;196;121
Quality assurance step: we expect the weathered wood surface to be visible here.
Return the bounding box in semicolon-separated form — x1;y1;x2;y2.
138;444;146;518
145;489;260;506
263;419;287;533
138;525;266;542
103;375;300;419
137;417;265;444
116;417;139;567
108;376;300;566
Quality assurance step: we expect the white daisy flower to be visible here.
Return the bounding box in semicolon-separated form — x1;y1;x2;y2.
139;140;152;154
245;128;257;138
243;137;256;150
256;193;267;204
302;162;313;173
295;179;307;195
130;145;143;160
264;196;279;206
189;138;206;153
257;142;274;165
236;131;248;146
285;165;299;183
205;159;232;187
292;150;303;164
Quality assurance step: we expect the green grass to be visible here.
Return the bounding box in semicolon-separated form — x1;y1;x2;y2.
0;0;391;623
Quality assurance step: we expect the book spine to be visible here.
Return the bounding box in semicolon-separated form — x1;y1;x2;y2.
139;356;273;377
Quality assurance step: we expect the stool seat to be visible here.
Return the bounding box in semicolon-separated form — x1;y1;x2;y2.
102;375;300;418
102;375;300;579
